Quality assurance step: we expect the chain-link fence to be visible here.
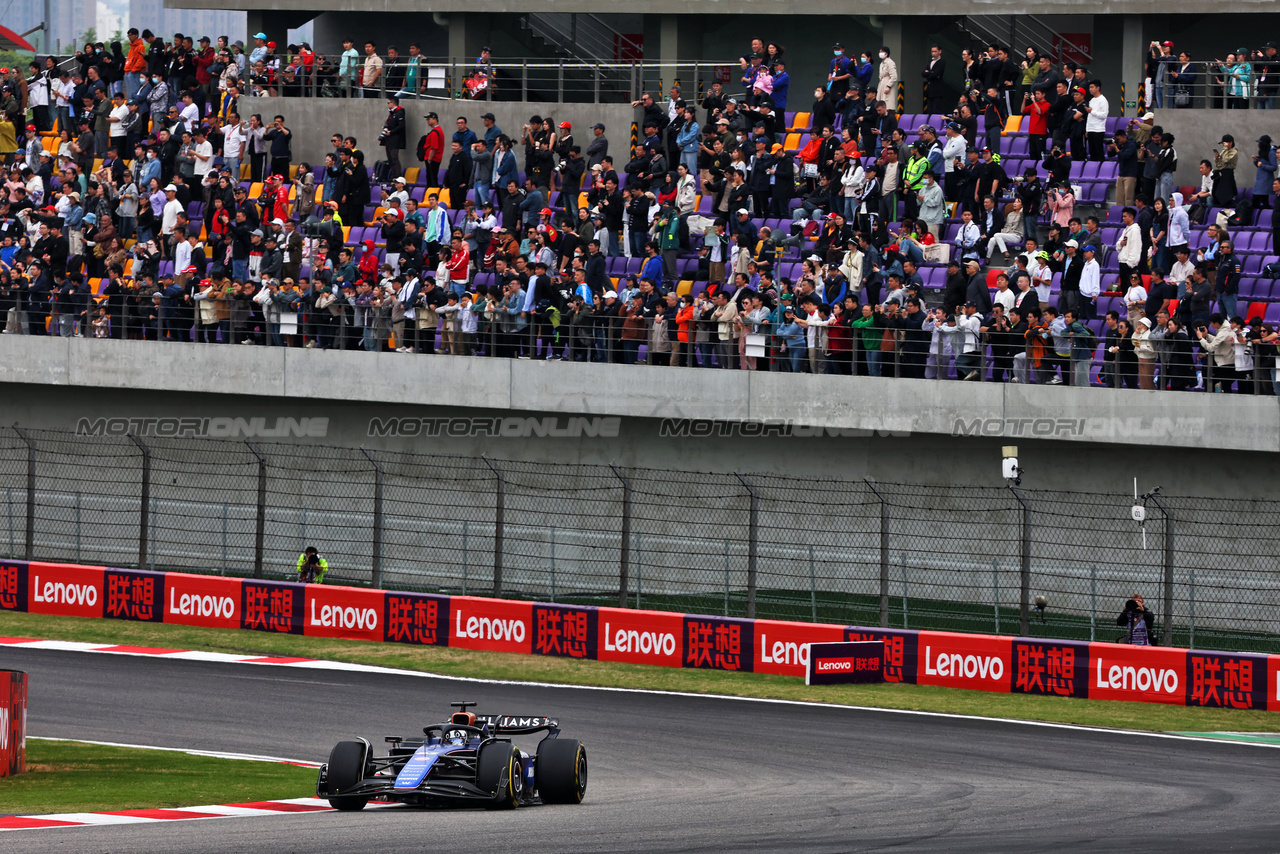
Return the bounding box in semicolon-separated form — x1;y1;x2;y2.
3;425;1280;654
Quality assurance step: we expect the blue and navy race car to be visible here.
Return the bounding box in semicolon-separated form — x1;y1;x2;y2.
316;702;587;811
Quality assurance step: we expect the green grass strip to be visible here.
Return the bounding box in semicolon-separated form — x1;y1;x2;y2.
0;739;316;815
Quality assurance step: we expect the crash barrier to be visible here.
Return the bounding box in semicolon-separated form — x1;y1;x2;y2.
0;671;27;777
3;559;1278;712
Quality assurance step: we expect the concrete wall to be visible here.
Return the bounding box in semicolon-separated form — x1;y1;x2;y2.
1158;109;1278;189
3;336;1279;499
263;97;636;172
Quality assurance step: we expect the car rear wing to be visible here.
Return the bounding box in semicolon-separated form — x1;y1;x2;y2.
475;714;560;735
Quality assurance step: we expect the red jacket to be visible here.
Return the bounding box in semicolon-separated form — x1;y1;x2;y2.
195;47;216;85
1022;99;1050;137
445;245;470;281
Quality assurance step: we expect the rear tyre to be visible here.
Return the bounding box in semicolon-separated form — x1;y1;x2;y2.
536;739;588;804
326;740;370;811
476;742;524;810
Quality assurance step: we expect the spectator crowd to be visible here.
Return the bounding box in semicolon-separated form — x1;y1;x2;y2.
1;29;1280;394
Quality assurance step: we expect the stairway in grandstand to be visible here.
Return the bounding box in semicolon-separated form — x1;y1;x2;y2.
955;15;1092;64
519;13;643;65
487;13;643;102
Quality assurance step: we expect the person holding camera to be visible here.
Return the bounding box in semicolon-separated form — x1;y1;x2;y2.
296;546;328;584
1116;594;1153;645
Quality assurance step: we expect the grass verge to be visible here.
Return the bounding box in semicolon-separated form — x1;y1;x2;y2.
0;739;316;815
3;611;1278;736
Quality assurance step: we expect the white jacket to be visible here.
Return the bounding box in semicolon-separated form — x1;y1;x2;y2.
841;163;864;198
1115;223;1142;267
1079;258;1101;299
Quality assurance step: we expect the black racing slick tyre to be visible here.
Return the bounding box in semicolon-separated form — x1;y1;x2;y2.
536;739;588;804
326;740;370;811
476;742;524;810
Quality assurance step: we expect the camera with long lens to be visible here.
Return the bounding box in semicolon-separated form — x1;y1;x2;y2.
303;219;336;238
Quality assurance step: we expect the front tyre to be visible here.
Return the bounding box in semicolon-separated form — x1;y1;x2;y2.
326;740;370;811
536;739;587;804
476;742;524;810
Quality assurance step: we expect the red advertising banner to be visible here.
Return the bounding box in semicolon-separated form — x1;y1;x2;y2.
1088;642;1187;706
303;585;386;642
595;607;682;668
0;671;27;777
449;596;533;654
27;562;105;618
918;631;1012;693
4;556;1280;715
753;619;845;677
383;592;450;646
163;573;242;630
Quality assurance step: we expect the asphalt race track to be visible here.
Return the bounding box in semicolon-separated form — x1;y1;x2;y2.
1;648;1277;853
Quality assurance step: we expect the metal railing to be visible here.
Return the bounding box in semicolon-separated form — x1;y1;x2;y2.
209;56;743;106
1147;60;1280;111
4;426;1280;652
7;288;1275;396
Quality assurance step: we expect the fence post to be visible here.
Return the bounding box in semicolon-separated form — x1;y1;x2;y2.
609;463;632;609
482;456;505;597
246;442;267;579
865;478;890;628
12;426;35;561
361;447;385;589
126;434;151;571
1009;486;1031;636
734;473;758;619
1149;493;1176;646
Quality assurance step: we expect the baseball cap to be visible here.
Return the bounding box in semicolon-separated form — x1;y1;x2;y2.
253;32;267;40
394;176;407;183
604;290;618;298
591;123;605;130
1064;239;1078;248
480;112;495;120
736;208;749;216
164;184;177;192
1142;111;1155;120
559;121;571;129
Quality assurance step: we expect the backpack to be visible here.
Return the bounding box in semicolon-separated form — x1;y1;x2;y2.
1226;196;1252;228
373;159;392;183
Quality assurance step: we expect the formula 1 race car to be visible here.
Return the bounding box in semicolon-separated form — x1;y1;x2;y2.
316;702;587;811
